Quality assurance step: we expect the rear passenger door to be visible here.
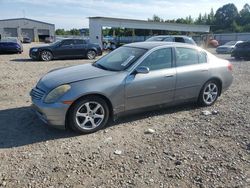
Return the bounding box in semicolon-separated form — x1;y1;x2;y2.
74;39;87;57
174;47;209;101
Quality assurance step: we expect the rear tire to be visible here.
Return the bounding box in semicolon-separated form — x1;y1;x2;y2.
198;80;220;106
86;50;97;60
68;96;109;134
40;50;53;61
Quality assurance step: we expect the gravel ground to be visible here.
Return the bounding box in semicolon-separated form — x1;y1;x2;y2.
0;43;249;188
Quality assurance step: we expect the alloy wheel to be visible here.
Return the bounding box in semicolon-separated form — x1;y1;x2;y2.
41;51;52;61
75;101;105;130
87;50;96;60
202;83;218;105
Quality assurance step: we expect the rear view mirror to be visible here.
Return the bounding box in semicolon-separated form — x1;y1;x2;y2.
135;66;150;74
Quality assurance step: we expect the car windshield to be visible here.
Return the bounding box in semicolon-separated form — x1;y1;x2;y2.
94;46;147;71
225;41;237;45
50;40;62;46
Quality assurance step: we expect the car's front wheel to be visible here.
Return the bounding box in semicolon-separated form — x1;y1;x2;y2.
198;80;220;106
68;96;109;134
86;50;97;60
40;50;53;61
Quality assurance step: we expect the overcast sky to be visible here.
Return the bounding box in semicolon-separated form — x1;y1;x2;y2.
0;0;247;29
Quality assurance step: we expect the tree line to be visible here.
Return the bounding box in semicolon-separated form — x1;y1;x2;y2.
148;3;250;33
55;3;250;36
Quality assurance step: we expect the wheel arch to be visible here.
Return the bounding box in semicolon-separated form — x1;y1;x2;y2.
87;47;98;53
65;93;114;129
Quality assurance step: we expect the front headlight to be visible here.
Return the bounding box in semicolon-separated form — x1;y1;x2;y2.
32;48;38;52
44;84;71;103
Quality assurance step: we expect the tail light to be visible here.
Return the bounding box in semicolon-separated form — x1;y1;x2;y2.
228;63;233;71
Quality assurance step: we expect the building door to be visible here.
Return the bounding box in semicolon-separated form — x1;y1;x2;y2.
21;28;34;41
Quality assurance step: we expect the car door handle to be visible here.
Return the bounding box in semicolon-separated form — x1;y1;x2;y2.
201;69;208;72
165;74;174;78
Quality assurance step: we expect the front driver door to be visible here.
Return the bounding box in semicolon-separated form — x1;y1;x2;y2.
125;47;176;111
53;39;75;58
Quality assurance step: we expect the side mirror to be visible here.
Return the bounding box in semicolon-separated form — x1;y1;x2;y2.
56;43;62;48
134;66;150;74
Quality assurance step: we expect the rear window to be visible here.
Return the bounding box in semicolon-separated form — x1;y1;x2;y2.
236;42;250;48
74;39;85;45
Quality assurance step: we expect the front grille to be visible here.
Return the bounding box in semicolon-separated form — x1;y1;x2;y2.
30;87;46;100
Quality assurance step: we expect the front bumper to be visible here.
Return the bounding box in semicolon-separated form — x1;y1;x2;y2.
29;50;40;60
31;99;69;129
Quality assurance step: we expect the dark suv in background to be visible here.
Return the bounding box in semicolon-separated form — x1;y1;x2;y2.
30;39;102;61
146;35;197;45
231;41;250;60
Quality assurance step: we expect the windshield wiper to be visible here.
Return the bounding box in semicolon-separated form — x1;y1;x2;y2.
93;63;109;70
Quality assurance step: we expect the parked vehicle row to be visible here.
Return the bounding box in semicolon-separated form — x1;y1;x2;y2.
216;40;250;60
216;41;243;54
231;41;250;60
30;42;233;134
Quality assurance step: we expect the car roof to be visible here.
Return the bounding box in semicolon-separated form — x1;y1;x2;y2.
124;41;197;50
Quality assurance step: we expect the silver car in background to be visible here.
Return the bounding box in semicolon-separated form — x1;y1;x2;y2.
30;42;233;133
146;35;197;45
216;41;243;54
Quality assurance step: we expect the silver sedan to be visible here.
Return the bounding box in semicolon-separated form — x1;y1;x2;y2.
30;42;233;133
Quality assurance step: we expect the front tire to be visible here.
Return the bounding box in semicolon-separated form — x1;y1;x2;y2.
198;80;220;106
86;50;97;60
40;50;53;61
68;96;109;134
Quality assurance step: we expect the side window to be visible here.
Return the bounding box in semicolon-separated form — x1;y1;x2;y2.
199;51;207;63
61;40;74;46
139;48;172;71
176;47;199;67
184;38;195;45
174;37;185;43
74;39;84;45
163;37;173;42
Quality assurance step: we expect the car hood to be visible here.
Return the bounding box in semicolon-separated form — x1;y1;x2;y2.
38;63;117;89
30;45;51;50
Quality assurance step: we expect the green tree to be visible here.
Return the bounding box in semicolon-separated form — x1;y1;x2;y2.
148;14;164;22
239;3;250;26
69;29;80;35
55;29;66;35
214;3;239;31
207;8;215;25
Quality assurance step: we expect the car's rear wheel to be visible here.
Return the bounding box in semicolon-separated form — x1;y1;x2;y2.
86;50;96;60
68;96;109;134
198;80;220;106
40;50;53;61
